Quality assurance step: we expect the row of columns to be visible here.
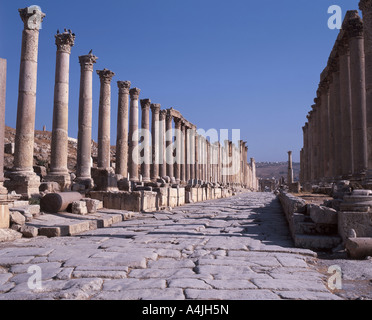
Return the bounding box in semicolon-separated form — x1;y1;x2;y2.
301;6;372;188
4;6;258;197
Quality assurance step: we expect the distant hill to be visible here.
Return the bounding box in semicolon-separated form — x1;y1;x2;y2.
256;161;300;181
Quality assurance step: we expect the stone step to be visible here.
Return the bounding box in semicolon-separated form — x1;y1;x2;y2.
294;234;342;251
25;209;137;238
298;222;338;236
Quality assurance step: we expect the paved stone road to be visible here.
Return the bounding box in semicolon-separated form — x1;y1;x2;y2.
0;192;342;300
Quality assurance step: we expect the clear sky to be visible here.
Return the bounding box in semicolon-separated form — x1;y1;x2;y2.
0;0;362;162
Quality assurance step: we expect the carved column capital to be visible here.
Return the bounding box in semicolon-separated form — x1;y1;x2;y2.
19;6;45;30
97;68;115;84
140;99;151;110
359;0;372;13
117;81;131;94
55;31;75;54
79;53;98;72
159;109;167;120
129;88;141;100
150;103;161;113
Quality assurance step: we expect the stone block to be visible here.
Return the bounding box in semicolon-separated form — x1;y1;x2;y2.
155;187;169;209
82;198;102;213
91;167;118;191
338;211;372;242
33;166;47;178
71;201;88;215
39;181;60;193
9;210;26;226
345;237;372;259
0;204;9;229
168;188;178;208
309;205;338;225
20;225;38;238
0;229;22;242
178;187;185;206
141;191;157;212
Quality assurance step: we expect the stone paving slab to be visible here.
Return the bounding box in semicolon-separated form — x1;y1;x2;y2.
0;192;347;300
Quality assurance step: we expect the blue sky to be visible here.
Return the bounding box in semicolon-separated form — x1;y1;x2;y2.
0;0;362;162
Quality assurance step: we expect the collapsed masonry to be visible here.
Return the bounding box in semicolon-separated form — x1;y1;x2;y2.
0;6;259;235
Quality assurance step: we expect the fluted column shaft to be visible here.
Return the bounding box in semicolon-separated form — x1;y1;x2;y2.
159;110;167;178
166;112;174;179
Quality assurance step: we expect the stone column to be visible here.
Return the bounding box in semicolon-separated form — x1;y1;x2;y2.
115;81;131;177
194;134;199;181
76;52;97;187
159;110;167;178
359;0;372;184
7;7;45;197
166;111;174;179
97;69;115;169
327;74;336;180
181;122;186;183
140;99;151;182
343;11;368;180
45;30;75;190
185;125;190;183
0;58;7;194
332;63;343;179
311;104;319;182
174;117;182;183
287;151;294;184
339;38;354;179
151;103;161;181
128;88;141;182
188;127;195;182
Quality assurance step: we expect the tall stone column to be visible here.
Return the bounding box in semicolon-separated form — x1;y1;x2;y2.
159;110;167;178
185;126;191;183
339;39;354;178
45;30;75;190
174;118;182;183
166;111;174;179
76;52;97;187
115;81;131;177
359;0;372;184
311;104;320;181
128;88;141;182
332;65;343;179
287;151;294;184
7;7;46;197
328;74;336;180
194;134;199;181
97;69;115;169
189;127;195;182
181;122;186;183
0;58;7;195
140;99;151;182
151;103;161;181
343;11;368;180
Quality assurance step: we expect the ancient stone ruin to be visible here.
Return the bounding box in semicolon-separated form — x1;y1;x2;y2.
0;6;258;240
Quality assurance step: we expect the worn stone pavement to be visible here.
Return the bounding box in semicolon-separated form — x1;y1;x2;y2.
0;192;344;300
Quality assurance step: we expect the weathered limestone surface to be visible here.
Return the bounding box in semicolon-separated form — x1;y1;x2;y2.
0;192;341;300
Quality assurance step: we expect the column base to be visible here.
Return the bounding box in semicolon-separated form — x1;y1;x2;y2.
72;177;95;193
4;171;41;199
44;173;72;191
91;167;118;192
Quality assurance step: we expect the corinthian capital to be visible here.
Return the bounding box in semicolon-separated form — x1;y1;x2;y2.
129;88;141;100
55;30;75;54
79;53;98;72
97;68;115;84
19;6;45;30
140;99;151;110
151;103;161;113
117;81;131;94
